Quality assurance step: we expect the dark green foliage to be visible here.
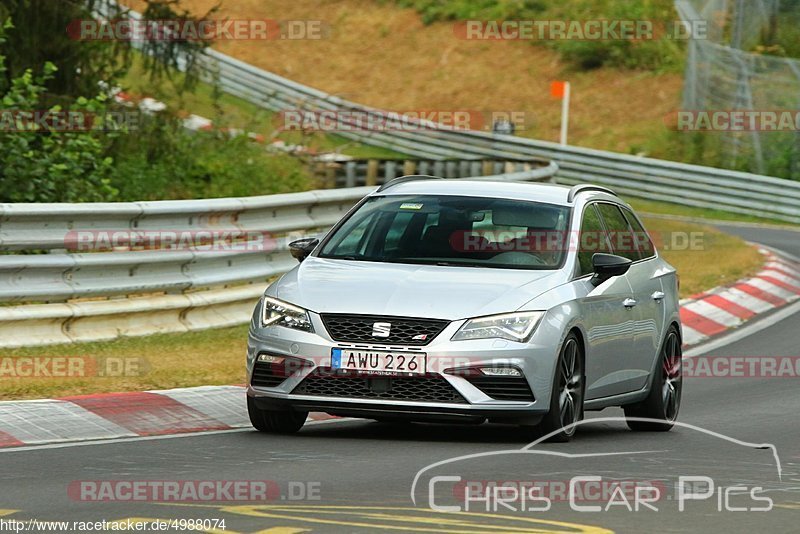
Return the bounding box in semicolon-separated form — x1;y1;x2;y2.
0;0;129;100
0;1;310;202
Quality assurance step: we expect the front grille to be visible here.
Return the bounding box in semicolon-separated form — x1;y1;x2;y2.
251;361;288;388
466;376;535;402
320;314;449;346
292;368;467;403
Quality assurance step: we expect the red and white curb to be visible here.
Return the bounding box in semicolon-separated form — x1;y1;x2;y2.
0;386;336;449
1;248;797;449
679;248;800;346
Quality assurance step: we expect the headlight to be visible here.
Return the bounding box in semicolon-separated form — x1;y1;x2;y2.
261;297;313;332
451;311;544;342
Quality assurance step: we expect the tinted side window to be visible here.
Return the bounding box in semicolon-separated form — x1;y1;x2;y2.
597;203;639;262
577;204;610;277
622;208;656;259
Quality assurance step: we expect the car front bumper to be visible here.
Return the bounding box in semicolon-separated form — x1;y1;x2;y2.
246;311;561;424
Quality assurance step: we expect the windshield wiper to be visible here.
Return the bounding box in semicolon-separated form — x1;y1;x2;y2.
435;261;485;268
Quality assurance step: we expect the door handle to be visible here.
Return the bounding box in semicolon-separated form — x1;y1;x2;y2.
623;298;637;308
652;291;665;302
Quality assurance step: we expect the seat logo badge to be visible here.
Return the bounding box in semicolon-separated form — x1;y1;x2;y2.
372;322;392;338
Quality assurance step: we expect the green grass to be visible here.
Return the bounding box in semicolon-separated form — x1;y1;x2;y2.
0;326;249;401
120;54;408;159
627;197;800;227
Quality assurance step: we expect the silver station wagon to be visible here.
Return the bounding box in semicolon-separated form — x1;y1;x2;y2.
246;178;682;441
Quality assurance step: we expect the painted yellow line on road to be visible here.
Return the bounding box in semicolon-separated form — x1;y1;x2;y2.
108;518;225;534
254;528;311;534
0;510;19;517
155;503;613;533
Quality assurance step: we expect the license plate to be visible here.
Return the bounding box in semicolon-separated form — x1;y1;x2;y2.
331;348;426;375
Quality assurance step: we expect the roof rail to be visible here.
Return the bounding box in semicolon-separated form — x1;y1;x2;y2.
376;174;443;192
567;184;616;203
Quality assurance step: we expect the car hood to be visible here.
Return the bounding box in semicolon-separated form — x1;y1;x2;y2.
272;257;567;320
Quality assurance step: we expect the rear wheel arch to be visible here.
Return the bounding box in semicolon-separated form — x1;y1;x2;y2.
645;321;682;387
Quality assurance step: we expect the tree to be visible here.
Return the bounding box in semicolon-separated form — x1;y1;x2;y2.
0;0;218;101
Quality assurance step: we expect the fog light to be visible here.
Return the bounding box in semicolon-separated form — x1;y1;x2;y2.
255;354;312;377
443;365;523;378
481;367;522;377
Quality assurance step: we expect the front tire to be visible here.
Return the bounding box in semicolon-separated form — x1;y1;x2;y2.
624;326;682;432
532;332;584;442
248;397;308;434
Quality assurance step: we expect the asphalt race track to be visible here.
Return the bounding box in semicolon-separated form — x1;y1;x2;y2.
1;222;799;534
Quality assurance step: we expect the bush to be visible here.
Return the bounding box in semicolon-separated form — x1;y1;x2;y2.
0;12;310;204
108;115;309;201
0;28;119;203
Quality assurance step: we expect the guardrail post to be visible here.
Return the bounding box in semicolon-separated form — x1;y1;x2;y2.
327;164;339;189
345;161;358;188
385;160;398;182
366;160;379;186
470;161;482;177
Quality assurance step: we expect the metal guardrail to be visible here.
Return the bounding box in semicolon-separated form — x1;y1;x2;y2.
96;1;800;223
0;161;554;303
200;41;800;224
315;158;551;189
7;1;796;347
0;162;556;347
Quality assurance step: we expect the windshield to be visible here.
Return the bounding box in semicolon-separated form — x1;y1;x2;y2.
319;195;571;270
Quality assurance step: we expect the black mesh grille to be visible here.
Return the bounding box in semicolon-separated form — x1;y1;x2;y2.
292;368;466;403
465;376;535;402
251;362;287;388
320;314;449;346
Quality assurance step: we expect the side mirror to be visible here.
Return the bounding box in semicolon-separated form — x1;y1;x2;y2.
590;253;632;286
289;238;319;263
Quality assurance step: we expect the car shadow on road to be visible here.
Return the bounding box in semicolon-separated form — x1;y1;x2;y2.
273;410;657;446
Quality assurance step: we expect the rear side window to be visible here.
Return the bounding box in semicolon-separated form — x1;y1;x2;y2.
622;208;656;259
596;203;639;262
577;204;611;277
